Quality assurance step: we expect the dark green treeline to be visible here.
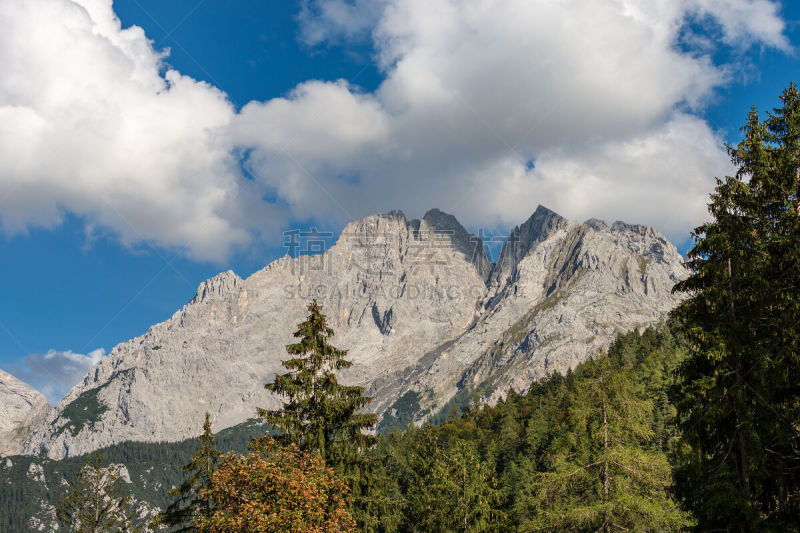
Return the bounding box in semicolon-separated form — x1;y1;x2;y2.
353;323;691;532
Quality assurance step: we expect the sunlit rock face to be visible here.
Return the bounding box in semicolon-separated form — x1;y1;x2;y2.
21;206;687;459
0;369;53;456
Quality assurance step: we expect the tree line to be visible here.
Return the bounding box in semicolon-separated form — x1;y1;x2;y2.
55;83;800;532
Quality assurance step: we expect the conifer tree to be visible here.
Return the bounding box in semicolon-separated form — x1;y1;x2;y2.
347;449;404;533
403;428;506;532
672;84;800;529
57;451;140;533
154;412;220;531
526;357;689;532
258;299;377;467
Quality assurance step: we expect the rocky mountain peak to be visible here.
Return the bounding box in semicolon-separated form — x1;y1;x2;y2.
190;270;242;304
489;204;572;289
331;208;491;281
420;208;493;280
421;208;457;226
18;205;689;459
583;217;609;231
612;220;646;233
0;369;52;456
516;204;569;248
334;210;409;251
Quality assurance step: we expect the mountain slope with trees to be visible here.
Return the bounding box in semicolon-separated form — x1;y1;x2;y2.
11;204;687;460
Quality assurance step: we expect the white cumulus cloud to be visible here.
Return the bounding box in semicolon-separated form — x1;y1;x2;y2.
0;0;792;257
0;0;267;261
232;0;790;241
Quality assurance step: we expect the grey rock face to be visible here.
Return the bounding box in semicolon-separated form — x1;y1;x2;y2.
21;206;688;458
0;369;53;456
411;212;687;411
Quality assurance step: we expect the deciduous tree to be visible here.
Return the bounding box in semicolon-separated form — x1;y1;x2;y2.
195;436;355;533
403;428;506;532
526;357;688;532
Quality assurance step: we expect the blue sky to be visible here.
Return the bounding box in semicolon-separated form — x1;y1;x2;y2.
1;0;799;402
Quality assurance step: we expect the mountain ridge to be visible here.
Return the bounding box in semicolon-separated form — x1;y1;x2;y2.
4;206;688;459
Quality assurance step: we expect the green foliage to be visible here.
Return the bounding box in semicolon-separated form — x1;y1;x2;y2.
352;323;688;532
378;391;422;433
402;429;507;532
672;83;800;530
427;381;491;427
0;419;267;532
56;451;141;532
523;355;688;532
345;449;404;532
154;412;220;532
258;299;377;467
54;387;109;438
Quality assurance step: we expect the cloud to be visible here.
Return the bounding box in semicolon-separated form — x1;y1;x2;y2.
0;0;790;259
690;0;791;50
481;114;733;239
235;0;783;241
0;0;268;261
11;348;106;405
297;0;382;45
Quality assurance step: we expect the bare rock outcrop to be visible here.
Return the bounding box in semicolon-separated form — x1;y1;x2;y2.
410;207;686;412
0;369;53;455
20;206;688;458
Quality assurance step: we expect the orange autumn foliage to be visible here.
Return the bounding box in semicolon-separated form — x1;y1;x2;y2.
195;437;355;533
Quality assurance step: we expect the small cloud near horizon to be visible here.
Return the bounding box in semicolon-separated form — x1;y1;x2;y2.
7;348;106;405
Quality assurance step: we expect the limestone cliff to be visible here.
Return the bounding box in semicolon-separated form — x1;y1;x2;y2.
20;206;687;458
0;369;53;455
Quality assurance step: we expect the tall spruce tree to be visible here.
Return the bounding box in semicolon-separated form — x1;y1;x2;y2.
258;299;377;467
57;452;140;533
672;84;800;530
154;412;220;531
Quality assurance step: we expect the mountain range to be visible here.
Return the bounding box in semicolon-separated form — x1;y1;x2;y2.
0;205;688;460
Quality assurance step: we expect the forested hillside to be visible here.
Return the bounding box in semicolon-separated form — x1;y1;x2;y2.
0;419;268;532
1;323;688;532
358;323;690;531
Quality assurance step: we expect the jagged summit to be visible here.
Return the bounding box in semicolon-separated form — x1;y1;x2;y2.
420;208;493;280
583;217;609;231
15;206;689;459
383;209;406;219
531;203;561;218
421;207;457;223
0;369;52;456
490;204;571;288
331;208;491;281
191;270;242;304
